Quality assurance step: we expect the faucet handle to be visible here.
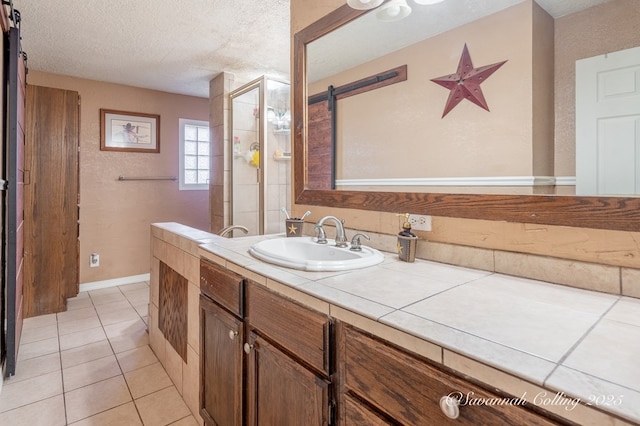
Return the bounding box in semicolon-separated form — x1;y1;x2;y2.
315;225;327;244
350;233;370;251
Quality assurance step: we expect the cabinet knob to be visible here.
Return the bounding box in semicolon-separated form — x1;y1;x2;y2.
228;330;238;340
243;343;254;354
439;395;460;419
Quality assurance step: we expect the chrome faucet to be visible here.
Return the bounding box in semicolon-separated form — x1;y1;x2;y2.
217;225;249;237
315;216;348;248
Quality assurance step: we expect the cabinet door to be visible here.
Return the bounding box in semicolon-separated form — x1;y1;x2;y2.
200;295;244;426
246;333;331;426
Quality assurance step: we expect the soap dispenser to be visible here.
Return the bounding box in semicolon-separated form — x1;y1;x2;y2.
397;213;418;263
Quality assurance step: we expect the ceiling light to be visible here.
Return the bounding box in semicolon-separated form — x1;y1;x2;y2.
347;0;384;10
376;0;412;22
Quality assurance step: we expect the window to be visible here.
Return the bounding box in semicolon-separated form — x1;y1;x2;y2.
179;119;210;190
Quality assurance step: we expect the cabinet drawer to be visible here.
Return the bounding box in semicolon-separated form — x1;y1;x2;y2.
246;281;330;375
200;259;243;317
339;324;566;425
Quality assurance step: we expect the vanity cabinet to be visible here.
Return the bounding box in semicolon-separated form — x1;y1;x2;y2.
199;260;245;426
245;281;333;425
337;323;572;426
199;259;333;425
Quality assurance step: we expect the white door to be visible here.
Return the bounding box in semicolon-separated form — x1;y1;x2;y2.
576;45;640;195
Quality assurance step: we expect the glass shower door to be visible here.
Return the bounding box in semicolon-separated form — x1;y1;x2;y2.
230;82;262;235
230;76;290;236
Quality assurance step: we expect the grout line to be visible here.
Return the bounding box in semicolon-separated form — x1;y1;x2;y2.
3;282;160;426
542;296;621;385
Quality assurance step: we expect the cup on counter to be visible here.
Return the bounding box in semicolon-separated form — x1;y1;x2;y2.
285;218;304;237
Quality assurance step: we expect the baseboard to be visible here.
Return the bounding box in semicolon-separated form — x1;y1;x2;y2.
79;273;151;292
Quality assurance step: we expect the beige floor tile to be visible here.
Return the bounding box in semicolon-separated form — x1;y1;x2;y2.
109;327;150;354
61;340;114;369
67;297;95;311
69;401;142;425
17;337;60;361
98;306;142;326
135;386;191;425
125;362;173;399
65;375;132;424
94;300;133;315
169;415;200;426
22;313;57;330
119;281;150;292
58;315;103;336
89;287;121;296
133;303;149;318
90;292;127;306
123;288;150;306
10;352;61;384
63;354;122;392
59;326;107;351
57;306;98;324
104;318;147;339
116;345;159;373
0;370;63;413
20;324;59;345
0;394;66;426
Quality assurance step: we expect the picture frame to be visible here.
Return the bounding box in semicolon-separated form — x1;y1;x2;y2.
100;109;160;153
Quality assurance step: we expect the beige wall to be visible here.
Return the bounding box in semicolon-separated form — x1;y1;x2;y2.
291;0;640;270
310;2;551;180
28;71;210;284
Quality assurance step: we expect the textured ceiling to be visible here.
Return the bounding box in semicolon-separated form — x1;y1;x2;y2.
13;0;610;98
14;0;290;98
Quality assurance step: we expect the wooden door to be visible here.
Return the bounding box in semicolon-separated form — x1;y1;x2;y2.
245;332;331;426
24;85;79;317
576;45;640;195
307;99;333;190
200;295;244;426
4;25;27;377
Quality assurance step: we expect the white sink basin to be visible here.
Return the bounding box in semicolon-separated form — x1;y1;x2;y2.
248;237;384;271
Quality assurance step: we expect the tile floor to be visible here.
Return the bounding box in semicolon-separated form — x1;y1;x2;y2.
0;282;198;425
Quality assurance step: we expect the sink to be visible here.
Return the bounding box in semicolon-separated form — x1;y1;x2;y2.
248;237;384;271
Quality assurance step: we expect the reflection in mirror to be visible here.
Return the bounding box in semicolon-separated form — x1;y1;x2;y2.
293;1;640;232
305;0;640;196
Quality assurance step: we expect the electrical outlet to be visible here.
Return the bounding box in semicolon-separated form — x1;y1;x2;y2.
408;214;432;231
90;253;100;268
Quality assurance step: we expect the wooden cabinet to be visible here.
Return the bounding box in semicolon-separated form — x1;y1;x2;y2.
245;333;331;425
337;323;571;425
245;280;332;425
200;259;570;426
199;260;333;426
200;294;244;426
200;260;245;426
24;85;80;317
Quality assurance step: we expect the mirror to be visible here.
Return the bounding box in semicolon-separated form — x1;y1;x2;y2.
293;1;640;232
304;0;640;197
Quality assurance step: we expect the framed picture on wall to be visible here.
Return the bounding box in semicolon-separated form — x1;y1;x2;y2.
100;109;160;153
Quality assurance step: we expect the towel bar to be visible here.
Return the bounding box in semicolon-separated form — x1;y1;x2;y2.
118;176;177;181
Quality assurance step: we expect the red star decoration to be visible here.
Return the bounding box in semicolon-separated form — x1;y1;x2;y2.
431;44;507;118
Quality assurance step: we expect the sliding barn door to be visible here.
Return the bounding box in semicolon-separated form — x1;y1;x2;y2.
23;85;80;317
4;26;27;377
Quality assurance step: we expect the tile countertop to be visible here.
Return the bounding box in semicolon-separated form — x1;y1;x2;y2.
191;231;640;425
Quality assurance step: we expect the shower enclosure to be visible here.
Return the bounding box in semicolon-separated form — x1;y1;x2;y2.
229;77;291;236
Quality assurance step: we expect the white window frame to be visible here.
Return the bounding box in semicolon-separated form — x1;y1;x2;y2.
179;118;210;191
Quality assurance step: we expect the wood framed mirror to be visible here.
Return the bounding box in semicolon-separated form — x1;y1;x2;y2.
293;3;640;232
